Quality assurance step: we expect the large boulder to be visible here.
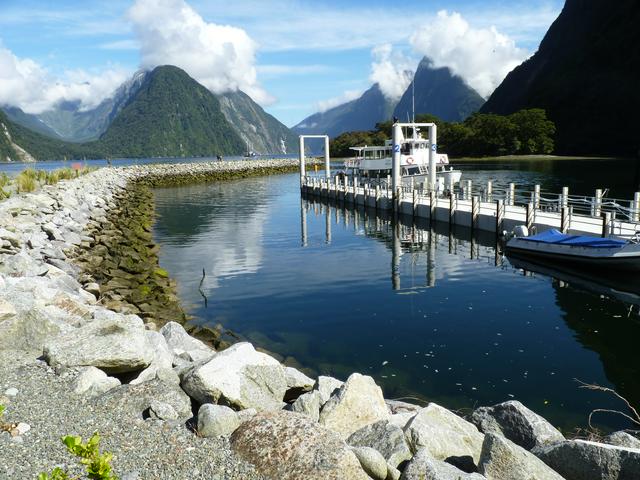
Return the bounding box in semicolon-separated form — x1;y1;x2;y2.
315;375;344;404
93;378;192;421
319;373;389;439
471;400;564;450
130;331;179;385
604;431;640;450
533;439;640;480
400;448;486;480
478;433;564;480
181;342;287;411
43;310;153;373
347;420;412;468
72;366;121;397
284;366;314;401
289;390;322;421
159;321;214;363
197;404;241;437
230;410;370;480
350;446;388;480
404;403;484;467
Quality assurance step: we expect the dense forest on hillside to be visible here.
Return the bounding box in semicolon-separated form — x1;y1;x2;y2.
330;109;556;158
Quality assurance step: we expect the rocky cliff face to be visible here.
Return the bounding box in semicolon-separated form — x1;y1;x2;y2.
393;57;485;123
219;90;298;154
480;0;640;155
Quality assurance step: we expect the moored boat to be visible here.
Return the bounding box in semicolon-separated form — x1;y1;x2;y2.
506;227;640;271
342;123;461;192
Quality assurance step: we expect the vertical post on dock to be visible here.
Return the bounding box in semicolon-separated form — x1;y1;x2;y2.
602;212;612;238
471;196;479;231
375;185;381;211
353;177;358;205
298;136;305;186
526;202;534;231
632;192;640;222
428;124;437;192
466;180;472;201
449;193;456;227
561;186;569;209
496;200;504;234
561;206;570;233
486;181;493;202
325;205;331;243
392;123;402;211
300;198;307;247
593;188;602;217
324;136;330;180
429;190;436;224
534;185;541;209
508;183;515;206
413;184;418;218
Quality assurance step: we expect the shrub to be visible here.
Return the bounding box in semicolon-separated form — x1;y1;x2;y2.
15;170;36;193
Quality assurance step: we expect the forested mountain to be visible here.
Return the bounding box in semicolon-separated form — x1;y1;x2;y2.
481;0;640;156
393;57;485;122
98;65;244;158
293;83;395;138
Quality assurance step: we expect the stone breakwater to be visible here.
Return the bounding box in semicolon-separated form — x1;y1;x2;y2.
1;160;640;480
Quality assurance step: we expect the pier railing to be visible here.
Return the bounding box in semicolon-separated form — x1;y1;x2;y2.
300;175;640;239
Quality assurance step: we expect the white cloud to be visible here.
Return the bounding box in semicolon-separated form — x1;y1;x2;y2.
0;42;128;114
369;44;414;102
257;64;332;78
410;10;529;98
128;0;272;105
99;39;139;50
316;89;363;113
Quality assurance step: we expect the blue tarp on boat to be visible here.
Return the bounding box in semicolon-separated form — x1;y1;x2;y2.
520;229;627;248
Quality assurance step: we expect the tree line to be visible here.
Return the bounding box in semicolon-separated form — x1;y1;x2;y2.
330;109;556;158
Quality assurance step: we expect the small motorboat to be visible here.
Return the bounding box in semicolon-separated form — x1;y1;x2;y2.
505;227;640;272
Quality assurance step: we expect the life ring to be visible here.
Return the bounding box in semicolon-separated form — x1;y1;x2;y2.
406;156;414;165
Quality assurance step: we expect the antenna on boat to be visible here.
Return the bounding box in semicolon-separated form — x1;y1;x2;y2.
412;79;415;123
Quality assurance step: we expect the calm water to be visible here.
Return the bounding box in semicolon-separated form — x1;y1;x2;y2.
152;159;640;432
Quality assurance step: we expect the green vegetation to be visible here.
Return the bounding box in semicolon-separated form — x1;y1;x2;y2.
15;169;37;193
330;109;556;158
39;433;118;480
0;166;95;198
0;66;248;161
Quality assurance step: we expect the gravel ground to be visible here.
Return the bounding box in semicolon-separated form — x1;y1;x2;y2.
0;350;265;480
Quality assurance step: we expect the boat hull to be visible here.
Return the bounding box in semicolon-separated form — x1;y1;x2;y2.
506;237;640;272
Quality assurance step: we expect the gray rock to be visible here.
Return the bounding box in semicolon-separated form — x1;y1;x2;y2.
4;387;18;397
0;299;16;321
319;372;389;439
350;446;388;480
197;404;241;437
72;366;121;397
471;400;564;450
94;378;192;421
315;375;344;404
181;342;287;411
230;410;370;480
289;390;322;422
533;439;640;480
84;283;101;299
237;408;258;424
148;400;178;421
130;331;178;385
284;366;314;400
404;403;484;466
387;463;401;480
0;228;21;248
159;321;214;363
0;251;48;277
386;399;423;415
0;301;74;351
401;448;486;480
43;310;154;374
604;431;640;449
347;420;412;468
389;412;416;430
478;433;564;480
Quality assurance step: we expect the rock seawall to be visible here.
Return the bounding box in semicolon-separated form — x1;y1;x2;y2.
1;159;639;480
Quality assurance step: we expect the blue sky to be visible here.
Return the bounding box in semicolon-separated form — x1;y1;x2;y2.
0;0;564;127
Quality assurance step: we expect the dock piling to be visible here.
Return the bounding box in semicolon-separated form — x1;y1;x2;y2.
633;192;640;222
496;200;504;234
593;189;603;217
602;212;612;237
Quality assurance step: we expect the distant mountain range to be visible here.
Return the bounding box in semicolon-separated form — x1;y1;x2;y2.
1;65;296;161
481;0;640;156
293;56;484;138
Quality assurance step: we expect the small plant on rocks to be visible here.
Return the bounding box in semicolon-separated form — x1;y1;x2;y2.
38;432;118;480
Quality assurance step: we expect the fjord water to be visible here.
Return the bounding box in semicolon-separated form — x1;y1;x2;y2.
153;159;640;431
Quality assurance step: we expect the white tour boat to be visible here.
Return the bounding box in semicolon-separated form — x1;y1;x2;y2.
342;125;462;192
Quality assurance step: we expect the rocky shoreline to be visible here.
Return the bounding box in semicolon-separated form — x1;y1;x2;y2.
1;160;639;480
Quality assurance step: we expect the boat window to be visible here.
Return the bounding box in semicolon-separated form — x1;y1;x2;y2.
401;143;410;154
407;166;420;175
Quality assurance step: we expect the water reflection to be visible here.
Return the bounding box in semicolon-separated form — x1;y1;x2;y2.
153;173;640;431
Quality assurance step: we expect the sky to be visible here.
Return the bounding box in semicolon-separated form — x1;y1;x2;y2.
0;0;564;127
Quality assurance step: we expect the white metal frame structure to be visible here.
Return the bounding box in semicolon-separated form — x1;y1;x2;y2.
298;135;330;185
